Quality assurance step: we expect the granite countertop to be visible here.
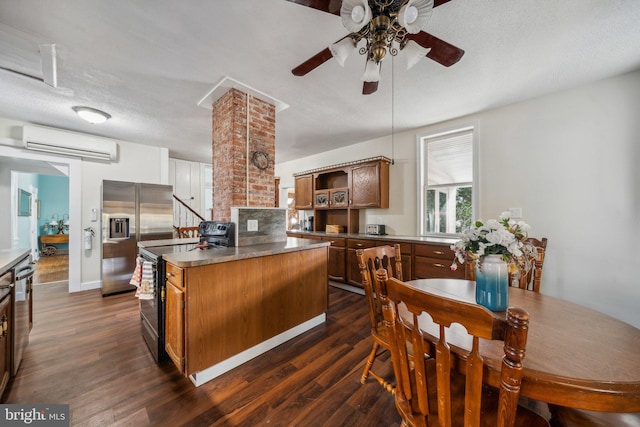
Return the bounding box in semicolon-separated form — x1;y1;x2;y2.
0;248;31;276
138;237;200;248
286;230;458;245
163;237;330;268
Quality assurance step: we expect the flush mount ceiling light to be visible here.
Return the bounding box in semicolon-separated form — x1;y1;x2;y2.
72;106;111;124
288;0;465;95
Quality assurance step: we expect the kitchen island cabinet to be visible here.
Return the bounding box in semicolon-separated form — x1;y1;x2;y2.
163;238;329;386
165;263;185;372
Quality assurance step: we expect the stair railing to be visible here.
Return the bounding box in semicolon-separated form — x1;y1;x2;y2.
173;195;206;236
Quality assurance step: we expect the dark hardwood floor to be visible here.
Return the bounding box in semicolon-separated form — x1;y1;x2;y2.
3;279;400;426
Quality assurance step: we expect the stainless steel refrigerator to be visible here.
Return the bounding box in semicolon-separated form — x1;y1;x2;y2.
101;180;173;296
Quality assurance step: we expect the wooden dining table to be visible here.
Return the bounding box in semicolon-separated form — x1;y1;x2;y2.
405;278;640;413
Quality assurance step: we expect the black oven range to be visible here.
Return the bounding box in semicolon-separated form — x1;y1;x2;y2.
137;221;235;363
138;242;196;362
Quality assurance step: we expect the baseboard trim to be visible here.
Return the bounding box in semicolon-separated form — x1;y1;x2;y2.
329;281;364;296
189;313;326;387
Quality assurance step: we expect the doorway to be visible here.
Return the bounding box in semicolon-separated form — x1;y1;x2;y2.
10;167;70;284
0;147;81;292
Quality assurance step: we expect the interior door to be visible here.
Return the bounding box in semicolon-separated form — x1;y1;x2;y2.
172;160;194;208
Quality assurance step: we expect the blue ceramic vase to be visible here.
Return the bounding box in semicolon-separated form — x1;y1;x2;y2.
475;255;509;311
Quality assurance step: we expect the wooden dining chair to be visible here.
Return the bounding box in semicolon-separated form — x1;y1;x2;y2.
379;270;549;427
177;226;199;238
511;237;548;292
465;237;548;293
355;244;403;393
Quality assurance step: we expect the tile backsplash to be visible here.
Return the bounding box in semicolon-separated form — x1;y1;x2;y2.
230;207;287;246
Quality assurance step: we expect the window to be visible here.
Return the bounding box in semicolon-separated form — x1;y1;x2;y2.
418;126;476;235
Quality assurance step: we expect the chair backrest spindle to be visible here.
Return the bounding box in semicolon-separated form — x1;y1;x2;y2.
379;269;543;427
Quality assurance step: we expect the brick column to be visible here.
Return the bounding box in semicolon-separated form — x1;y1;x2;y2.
211;88;275;221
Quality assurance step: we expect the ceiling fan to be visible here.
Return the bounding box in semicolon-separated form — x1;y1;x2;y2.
286;0;464;95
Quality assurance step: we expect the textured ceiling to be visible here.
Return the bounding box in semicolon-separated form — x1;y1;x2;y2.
0;0;639;164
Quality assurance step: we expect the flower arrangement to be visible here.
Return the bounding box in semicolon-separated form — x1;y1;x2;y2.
450;211;535;271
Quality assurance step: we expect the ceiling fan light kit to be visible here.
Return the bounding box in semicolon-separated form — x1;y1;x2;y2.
288;0;465;94
329;37;357;66
398;0;433;33
403;39;431;69
362;59;381;82
341;0;372;32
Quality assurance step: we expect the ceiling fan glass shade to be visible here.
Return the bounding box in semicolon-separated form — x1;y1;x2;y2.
72;106;111;124
403;40;431;69
329;38;356;67
361;60;381;82
398;0;434;34
340;0;372;33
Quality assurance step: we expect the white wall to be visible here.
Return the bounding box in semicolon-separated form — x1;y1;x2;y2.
276;70;640;328
0;118;169;292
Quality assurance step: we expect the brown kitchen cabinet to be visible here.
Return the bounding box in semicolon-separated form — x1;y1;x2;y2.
294;175;313;210
165;263;185;373
288;232;462;286
347;239;412;287
164;245;328;380
322;236;346;282
293;156;390;234
413;242;464;279
314;190;329;208
0;289;11;398
346;239;377;287
351;160;389;208
330;189;349;208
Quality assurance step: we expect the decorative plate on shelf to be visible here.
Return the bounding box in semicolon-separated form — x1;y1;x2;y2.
252;151;269;170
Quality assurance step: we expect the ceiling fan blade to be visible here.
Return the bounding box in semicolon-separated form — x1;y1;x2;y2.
292;36;351;76
433;0;452;7
292;47;333;76
362;81;378;95
284;0;342;16
406;32;465;67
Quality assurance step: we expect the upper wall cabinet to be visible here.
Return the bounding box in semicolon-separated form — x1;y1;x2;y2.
293;157;391;233
294;175;313;210
351;161;389;208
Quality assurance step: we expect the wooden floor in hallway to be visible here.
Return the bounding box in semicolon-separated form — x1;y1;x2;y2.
2;280;399;426
33;253;68;284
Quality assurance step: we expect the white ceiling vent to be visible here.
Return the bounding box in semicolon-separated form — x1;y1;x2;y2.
22;125;117;161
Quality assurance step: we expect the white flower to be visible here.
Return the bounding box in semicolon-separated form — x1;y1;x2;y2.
484;220;501;232
450;210;536;269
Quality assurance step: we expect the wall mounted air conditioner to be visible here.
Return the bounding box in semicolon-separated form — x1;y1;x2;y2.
22;125;118;161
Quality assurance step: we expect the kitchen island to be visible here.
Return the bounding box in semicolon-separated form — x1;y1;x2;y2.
162;237;329;386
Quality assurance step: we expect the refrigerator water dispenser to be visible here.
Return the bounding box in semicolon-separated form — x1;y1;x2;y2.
109;217;130;239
